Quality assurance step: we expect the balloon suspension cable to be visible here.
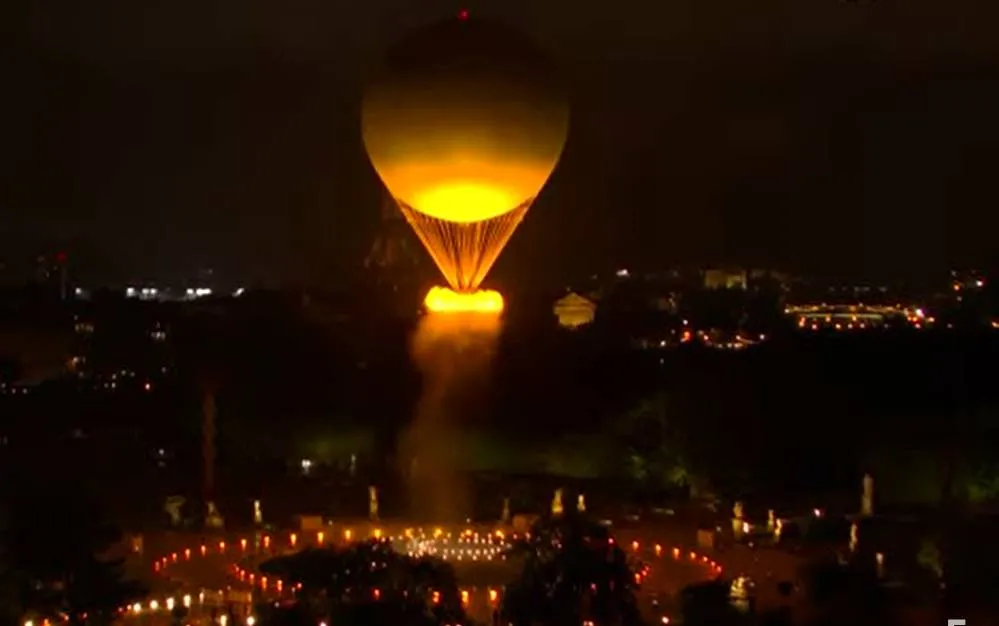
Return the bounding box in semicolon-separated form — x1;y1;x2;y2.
396;197;533;292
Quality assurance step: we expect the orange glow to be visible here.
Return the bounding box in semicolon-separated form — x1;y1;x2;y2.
461;590;469;605
317;531;324;545
290;533;297;547
424;287;504;314
489;588;498;604
362;20;568;292
376;162;551;224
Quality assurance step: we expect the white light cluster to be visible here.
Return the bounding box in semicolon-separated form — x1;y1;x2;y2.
400;530;510;561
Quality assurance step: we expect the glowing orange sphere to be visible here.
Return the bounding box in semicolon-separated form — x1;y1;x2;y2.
362;18;569;224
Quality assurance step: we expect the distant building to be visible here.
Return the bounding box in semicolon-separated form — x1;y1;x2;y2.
785;303;931;331
704;268;747;290
553;292;596;329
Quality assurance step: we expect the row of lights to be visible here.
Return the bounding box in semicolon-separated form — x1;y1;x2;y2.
146;527;726;626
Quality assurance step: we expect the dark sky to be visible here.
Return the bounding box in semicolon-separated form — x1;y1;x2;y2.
3;0;999;286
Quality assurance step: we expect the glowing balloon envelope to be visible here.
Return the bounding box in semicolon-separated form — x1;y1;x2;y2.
362;16;568;293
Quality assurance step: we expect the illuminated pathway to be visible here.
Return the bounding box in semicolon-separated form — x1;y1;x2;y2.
117;522;730;625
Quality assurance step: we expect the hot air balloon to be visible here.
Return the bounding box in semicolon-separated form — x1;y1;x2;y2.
362;15;569;312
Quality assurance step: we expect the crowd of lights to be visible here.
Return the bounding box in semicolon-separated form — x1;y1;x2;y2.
118;525;725;626
424;287;504;314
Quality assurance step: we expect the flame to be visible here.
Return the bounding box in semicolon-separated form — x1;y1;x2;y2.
424;287;504;314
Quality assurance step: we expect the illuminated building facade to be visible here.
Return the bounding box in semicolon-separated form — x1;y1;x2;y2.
553;292;596;329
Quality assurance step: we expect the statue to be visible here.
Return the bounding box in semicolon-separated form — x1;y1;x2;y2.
501;497;511;523
164;496;185;527
849;521;859;553
253;499;263;526
861;473;874;517
576;493;586;513
369;486;379;521
774;519;784;542
766;509;776;532
551;488;564;516
732;501;745;539
205;501;224;529
131;534;144;555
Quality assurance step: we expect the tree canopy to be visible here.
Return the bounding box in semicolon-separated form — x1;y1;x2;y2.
258;540;466;626
502;511;642;626
0;481;145;625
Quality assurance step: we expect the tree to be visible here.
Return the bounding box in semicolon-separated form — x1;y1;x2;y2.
678;580;746;626
612;393;692;495
502;510;642;626
2;482;145;625
802;560;892;626
259;540;466;626
0;502;26;625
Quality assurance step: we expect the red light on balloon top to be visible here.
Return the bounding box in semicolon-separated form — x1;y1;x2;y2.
457;8;469;20
55;251;68;263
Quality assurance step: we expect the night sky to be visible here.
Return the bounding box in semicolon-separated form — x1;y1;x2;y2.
3;0;999;286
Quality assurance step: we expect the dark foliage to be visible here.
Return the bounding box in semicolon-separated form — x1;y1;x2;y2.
679;580;746;626
0;481;145;624
258;539;466;626
502;511;642;626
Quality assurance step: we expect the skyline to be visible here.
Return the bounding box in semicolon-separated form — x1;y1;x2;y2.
4;0;999;285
